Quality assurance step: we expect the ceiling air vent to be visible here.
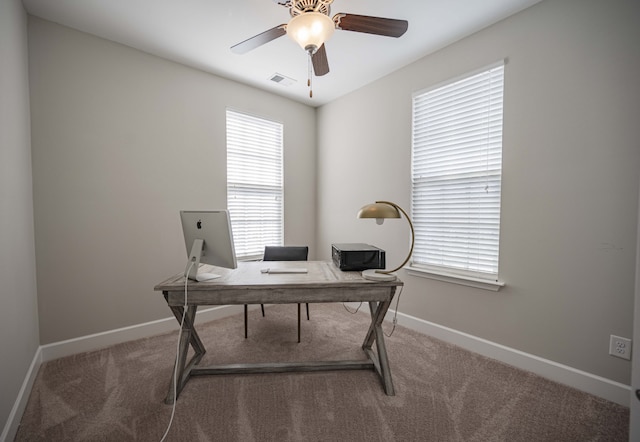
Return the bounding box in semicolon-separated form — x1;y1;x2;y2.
269;73;296;87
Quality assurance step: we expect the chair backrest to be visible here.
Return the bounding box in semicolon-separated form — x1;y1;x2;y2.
263;246;309;262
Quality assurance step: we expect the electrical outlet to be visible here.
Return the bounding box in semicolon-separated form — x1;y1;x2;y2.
609;335;632;360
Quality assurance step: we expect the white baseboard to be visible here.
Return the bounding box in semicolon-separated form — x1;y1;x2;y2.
40;305;245;362
387;308;631;407
0;347;43;442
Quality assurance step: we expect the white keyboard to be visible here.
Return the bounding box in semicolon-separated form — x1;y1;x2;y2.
261;268;308;274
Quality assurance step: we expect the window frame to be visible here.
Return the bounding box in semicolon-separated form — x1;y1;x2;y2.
408;62;506;291
226;109;284;261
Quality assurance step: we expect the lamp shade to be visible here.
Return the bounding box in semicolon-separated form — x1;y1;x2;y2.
286;12;335;54
357;202;401;220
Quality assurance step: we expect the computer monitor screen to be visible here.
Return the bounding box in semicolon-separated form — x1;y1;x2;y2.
180;210;237;281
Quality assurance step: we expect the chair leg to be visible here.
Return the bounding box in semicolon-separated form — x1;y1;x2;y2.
244;305;248;339
261;304;265;317
306;303;310;320
297;303;301;343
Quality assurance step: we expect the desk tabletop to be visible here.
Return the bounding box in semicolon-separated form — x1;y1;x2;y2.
154;261;403;293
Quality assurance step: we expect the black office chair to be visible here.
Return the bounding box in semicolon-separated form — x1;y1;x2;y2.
244;246;309;342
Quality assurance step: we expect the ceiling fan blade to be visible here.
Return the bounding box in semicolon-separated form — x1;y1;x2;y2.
231;25;287;54
333;14;408;38
312;44;329;76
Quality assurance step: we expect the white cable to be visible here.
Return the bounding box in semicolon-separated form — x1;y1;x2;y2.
160;261;194;442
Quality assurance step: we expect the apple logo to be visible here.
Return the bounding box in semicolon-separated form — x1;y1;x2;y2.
197;220;202;229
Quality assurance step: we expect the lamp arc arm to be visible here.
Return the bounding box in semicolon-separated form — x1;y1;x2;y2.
375;201;415;275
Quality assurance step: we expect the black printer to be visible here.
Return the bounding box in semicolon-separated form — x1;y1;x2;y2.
331;243;385;271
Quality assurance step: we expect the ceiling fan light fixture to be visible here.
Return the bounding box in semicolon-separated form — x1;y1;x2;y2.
286;12;334;54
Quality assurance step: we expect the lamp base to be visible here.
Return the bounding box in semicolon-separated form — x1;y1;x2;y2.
361;269;397;281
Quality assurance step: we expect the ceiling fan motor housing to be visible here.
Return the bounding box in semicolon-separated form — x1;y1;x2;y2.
289;0;333;17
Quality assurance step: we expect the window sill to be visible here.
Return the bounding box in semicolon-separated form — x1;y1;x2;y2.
406;266;505;292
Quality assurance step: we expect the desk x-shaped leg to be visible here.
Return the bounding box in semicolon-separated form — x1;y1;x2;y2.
362;292;396;396
164;295;206;404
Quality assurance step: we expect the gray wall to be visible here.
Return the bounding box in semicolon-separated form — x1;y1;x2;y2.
0;0;40;430
28;17;317;344
317;0;640;384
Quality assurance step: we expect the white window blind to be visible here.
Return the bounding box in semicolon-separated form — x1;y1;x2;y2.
226;110;283;259
411;62;504;280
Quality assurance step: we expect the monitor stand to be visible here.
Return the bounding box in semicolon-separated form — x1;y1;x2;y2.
185;239;221;282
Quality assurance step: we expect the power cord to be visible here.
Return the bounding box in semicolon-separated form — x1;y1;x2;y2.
342;302;363;314
160;261;194;442
342;285;403;337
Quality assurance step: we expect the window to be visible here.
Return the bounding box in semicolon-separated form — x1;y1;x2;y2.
226;109;283;260
410;62;504;286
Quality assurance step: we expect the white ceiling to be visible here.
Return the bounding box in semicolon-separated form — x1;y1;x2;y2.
22;0;542;107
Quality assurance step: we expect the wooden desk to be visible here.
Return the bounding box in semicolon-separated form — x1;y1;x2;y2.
154;261;402;403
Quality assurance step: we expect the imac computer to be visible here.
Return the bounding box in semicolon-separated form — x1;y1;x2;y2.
180;210;237;281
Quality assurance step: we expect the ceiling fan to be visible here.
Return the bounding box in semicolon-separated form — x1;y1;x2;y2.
231;0;408;91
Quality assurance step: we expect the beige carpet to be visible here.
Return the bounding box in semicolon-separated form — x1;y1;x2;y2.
16;303;629;441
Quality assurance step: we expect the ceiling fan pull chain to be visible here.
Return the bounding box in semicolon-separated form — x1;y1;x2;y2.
308;52;313;98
